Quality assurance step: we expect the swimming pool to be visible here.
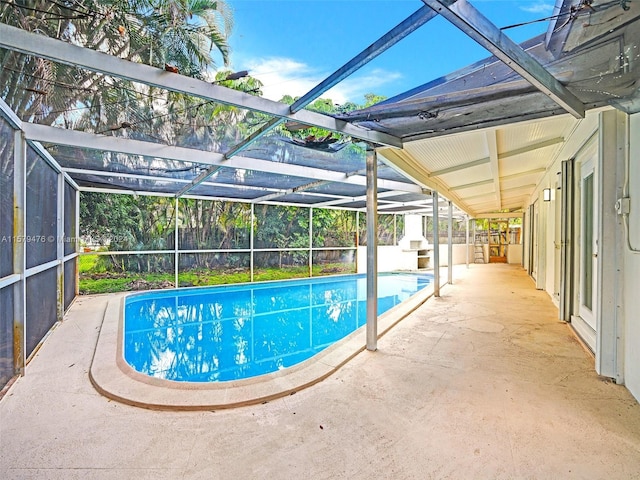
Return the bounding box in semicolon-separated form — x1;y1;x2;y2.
124;272;432;383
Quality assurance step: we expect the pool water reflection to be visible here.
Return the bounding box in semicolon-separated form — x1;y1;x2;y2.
124;273;432;382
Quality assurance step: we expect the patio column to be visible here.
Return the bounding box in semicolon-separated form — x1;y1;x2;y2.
56;171;64;322
75;189;80;296
366;146;378;351
309;208;313;277
250;203;255;282
432;191;440;297
448;200;453;285
465;215;470;269
174;197;179;288
13;130;26;375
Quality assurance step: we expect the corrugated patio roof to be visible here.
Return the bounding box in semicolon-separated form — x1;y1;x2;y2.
336;0;640;215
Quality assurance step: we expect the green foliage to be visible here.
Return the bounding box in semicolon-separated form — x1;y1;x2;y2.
254;204;309;267
363;93;387;108
357;212;402;246
78;198;363;293
312;209;357;248
79;262;355;294
179;198;251;251
275;92;387;153
80;192;175;251
0;0;233;124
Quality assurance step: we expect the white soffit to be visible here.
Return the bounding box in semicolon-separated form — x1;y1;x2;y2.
438;163;493;188
496;115;576;152
385;113;583;216
403;130;489;172
500;172;544;188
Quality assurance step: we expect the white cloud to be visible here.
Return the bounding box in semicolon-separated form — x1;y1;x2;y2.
520;2;555;13
326;68;403;106
242;57;318;101
234;56;402;105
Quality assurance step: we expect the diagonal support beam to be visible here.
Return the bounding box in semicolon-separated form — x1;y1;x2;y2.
485;129;501;210
172;7;435;198
289;6;438;113
175;166;222;197
251;179;330;204
313;190;401;208
500;167;547;181
176;117;282;197
428;157;490;177
498;136;564;159
449;178;494;190
421;0;584;118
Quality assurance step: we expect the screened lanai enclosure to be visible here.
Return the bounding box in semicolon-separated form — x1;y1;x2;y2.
1;96;475;388
0;95;472;389
0;5;474;389
3;0;640;397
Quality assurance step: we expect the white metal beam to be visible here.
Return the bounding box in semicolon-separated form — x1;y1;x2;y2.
500;168;547;181
312;190;405;208
22;124;421;194
365;148;378;351
0;96;22;129
22;138;80;189
250;180;330;204
13;129;26;375
501;184;536;194
63;167;281;195
428;157;490;177
175;166;222;197
485;130;501;210
78;186;176;197
432;191;440;297
449;178;494;191
498;137;565;159
377;198;432;210
448;201;453;284
0;22;402;148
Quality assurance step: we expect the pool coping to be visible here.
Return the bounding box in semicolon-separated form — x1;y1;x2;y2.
89;280;436;411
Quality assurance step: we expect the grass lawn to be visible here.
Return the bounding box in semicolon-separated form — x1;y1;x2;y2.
79;263;355;294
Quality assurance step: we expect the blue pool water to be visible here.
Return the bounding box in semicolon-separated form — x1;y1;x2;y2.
124;272;432;383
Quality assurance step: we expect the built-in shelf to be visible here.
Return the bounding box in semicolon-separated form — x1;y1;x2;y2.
417;249;430;269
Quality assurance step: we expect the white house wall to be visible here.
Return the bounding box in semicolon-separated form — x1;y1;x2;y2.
624;112;640;401
529;110;600;299
527;108;640;402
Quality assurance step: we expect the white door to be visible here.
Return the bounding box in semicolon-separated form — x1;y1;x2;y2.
554;180;562;301
574;144;598;351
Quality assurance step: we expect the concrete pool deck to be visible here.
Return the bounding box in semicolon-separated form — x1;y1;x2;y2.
1;264;640;479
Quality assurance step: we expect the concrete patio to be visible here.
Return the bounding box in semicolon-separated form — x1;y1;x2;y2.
1;264;639;479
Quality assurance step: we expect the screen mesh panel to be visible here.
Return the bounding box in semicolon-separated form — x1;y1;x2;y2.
25;148;57;269
0;285;14;386
25;267;58;357
0;118;15;278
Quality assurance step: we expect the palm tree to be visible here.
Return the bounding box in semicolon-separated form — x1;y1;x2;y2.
0;0;233;124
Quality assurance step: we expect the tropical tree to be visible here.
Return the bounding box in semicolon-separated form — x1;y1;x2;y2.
254;204;309;268
363;93;386;108
0;0;233;125
80;191;176;272
171;70;266;151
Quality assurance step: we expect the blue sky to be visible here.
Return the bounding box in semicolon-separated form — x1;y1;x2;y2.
223;0;557;105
